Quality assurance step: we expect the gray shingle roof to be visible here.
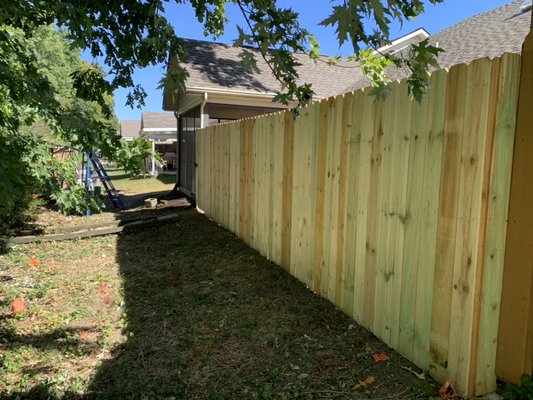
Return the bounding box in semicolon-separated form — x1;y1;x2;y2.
119;120;141;139
430;0;530;68
141;112;176;130
170;39;362;99
164;0;531;108
348;0;531;90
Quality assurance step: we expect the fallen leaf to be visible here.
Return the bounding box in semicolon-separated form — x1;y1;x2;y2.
11;298;25;314
372;353;390;362
354;375;375;389
79;330;89;339
98;283;110;294
439;379;457;399
29;257;40;267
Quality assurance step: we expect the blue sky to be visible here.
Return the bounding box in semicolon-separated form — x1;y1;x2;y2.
90;0;513;122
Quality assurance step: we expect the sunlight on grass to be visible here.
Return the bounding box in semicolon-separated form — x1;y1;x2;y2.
106;168;175;195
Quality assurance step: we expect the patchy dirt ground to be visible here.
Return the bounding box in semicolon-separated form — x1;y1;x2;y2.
0;207;442;399
14;171;190;236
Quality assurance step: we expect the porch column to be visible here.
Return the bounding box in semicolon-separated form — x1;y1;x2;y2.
151;139;156;176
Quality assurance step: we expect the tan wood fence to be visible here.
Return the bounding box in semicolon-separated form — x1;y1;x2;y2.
496;33;533;387
196;49;527;396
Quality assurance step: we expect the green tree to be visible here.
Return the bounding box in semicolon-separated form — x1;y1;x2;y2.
0;25;120;228
2;1;445;107
0;0;445;228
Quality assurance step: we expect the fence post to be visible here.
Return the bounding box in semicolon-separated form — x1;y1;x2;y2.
496;30;533;385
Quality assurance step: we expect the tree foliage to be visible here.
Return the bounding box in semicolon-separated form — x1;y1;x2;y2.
0;24;119;228
1;0;446;228
4;0;445;110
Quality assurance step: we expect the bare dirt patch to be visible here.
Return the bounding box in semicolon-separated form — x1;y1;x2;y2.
6;170;190;238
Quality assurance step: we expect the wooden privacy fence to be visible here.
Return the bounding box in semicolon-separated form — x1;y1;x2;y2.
196;52;523;396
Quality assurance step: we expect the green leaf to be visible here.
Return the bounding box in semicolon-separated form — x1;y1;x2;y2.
239;49;258;72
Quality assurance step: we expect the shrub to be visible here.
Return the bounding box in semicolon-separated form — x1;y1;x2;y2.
502;375;533;400
113;138;162;177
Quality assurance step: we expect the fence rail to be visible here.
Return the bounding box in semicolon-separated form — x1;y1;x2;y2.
196;53;522;396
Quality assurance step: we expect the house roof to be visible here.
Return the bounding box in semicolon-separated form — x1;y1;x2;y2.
163;0;531;111
140;112;177;131
430;0;530;68
163;40;363;110
119;120;141;139
349;0;531;90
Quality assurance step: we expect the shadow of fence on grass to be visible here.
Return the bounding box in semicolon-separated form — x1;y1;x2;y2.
84;210;432;399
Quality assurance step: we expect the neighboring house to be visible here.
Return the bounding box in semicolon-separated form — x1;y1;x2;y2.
163;0;532;197
119;120;141;142
140;111;177;141
140;112;178;176
162;35;373;196
119;114;177;176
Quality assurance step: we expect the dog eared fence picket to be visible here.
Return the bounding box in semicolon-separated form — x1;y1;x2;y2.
196;41;531;396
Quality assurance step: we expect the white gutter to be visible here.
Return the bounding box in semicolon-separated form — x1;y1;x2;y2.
141;127;177;132
186;87;303;108
521;0;532;13
186;86;279;100
374;28;430;55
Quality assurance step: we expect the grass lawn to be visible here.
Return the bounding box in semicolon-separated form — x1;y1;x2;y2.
107;168;176;195
0;177;440;399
